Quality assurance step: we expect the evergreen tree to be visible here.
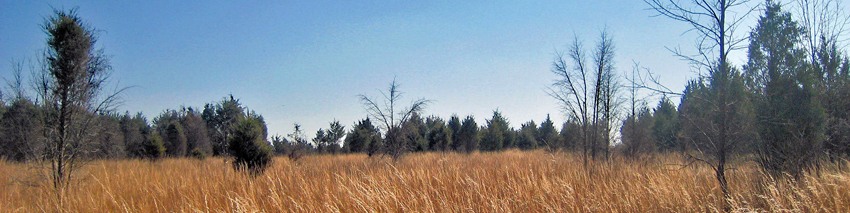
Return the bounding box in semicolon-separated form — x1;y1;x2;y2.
538;115;559;151
164;121;187;157
447;115;463;152
652;97;679;152
457;116;479;153
402;113;428;152
560;121;581;150
621;107;654;157
286;124;312;161
517;121;539;150
142;132;165;160
202;95;244;156
745;1;824;179
358;79;430;160
120;112;149;158
344;118;380;153
425;116;452;151
38;9;118;188
480;111;510;151
228;116;273;176
92;114;125;158
678;67;757;197
313;120;345;154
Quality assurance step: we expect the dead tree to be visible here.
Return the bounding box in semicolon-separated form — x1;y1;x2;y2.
549;30;621;164
359;79;430;160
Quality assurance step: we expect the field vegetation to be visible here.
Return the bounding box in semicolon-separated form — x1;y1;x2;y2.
5;0;850;212
3;150;850;212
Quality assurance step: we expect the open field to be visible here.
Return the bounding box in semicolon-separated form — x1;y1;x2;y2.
2;150;850;212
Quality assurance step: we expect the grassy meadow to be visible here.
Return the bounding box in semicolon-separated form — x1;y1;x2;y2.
2;150;850;212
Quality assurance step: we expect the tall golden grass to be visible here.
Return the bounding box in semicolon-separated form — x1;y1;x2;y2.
1;150;849;212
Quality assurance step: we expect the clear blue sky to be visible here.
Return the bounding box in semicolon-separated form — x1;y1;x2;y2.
1;0;719;139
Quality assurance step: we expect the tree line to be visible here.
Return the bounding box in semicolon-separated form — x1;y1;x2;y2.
4;2;850;204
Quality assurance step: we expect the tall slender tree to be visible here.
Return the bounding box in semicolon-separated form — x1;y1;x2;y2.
646;0;756;201
549;30;620;162
36;9;122;189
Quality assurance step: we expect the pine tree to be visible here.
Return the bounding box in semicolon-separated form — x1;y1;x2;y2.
480;111;509;151
228;116;272;176
538;115;559;151
425;116;452;151
458;116;479;153
745;0;824;179
517;121;539;150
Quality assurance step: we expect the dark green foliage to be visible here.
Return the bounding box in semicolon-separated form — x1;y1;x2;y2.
164;121;187;157
270;134;289;155
402;113;428;152
120;112;150;158
190;148;207;160
313;120;345;154
457;116;479;153
621;107;654;157
652;98;679;152
228;116;273;176
425;116;452;151
383;127;406;158
447;115;463;151
358;79;430;160
746;1;825;179
559;121;581;151
817;37;850;162
143;133;166;160
678;64;758;199
344;118;381;153
757;72;824;178
480;111;509;152
679;69;756;155
537;115;559;151
517;121;538;150
366;133;384;157
202;95;245;156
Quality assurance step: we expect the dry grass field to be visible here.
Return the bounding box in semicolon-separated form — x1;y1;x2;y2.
2;150;850;212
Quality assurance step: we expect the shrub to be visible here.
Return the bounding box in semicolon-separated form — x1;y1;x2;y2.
190;148;208;160
228;117;272;176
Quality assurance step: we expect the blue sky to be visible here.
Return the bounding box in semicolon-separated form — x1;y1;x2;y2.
1;0;721;139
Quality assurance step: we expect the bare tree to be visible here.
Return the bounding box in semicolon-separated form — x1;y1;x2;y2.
621;63;654;158
35;9;125;191
645;0;756;202
358;79;431;160
794;0;850;166
549;30;621;164
1;61;43;162
796;0;850;64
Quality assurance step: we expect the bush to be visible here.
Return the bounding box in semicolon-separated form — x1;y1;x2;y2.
228;117;272;176
190;148;208;160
